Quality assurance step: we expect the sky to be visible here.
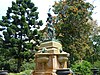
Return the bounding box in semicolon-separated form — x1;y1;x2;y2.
0;0;100;27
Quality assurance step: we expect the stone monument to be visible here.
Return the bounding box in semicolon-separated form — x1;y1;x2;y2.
32;12;73;75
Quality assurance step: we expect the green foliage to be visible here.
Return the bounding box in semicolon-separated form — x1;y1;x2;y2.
71;60;92;75
92;35;100;62
94;60;100;69
21;60;35;71
0;0;43;72
0;58;35;73
53;0;94;63
94;60;100;74
6;59;17;72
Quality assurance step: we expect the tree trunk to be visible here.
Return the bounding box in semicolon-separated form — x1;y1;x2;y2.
17;58;21;73
17;29;23;73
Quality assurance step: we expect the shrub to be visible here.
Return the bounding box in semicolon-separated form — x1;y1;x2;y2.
94;60;100;74
71;60;92;75
21;59;35;71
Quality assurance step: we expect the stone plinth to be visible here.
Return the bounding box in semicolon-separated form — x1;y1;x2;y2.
39;41;62;49
39;41;62;53
32;41;70;75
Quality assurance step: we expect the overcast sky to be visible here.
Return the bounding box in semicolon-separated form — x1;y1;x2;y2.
0;0;100;26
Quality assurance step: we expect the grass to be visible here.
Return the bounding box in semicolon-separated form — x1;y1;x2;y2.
9;70;32;75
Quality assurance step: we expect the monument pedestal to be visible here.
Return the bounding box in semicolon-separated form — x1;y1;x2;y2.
32;41;70;75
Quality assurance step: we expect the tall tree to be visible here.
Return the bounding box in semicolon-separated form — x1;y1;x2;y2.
85;20;100;63
52;0;94;64
0;33;5;70
91;21;100;63
0;0;43;72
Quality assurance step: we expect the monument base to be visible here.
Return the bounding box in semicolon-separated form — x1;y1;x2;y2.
32;41;71;75
32;70;57;75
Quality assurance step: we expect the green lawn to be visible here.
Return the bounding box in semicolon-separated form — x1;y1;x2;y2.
9;70;32;75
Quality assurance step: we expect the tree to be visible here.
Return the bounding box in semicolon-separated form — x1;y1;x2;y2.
86;20;100;64
0;35;5;70
89;21;100;74
91;25;100;64
52;0;94;63
0;0;43;72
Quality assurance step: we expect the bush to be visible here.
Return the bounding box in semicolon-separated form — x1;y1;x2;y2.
1;58;35;72
71;60;92;75
21;59;35;71
94;60;100;74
